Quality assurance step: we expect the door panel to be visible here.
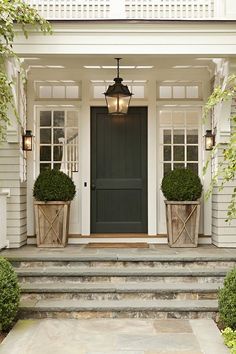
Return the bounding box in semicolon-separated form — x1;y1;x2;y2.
91;107;147;233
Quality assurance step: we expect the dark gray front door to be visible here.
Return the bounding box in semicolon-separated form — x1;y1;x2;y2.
91;107;147;233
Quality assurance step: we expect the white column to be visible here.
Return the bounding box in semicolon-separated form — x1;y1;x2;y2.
148;79;157;235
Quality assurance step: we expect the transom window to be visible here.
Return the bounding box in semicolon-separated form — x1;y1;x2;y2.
38;110;79;177
35;81;81;100
91;80;147;99
158;82;202;100
159;109;200;176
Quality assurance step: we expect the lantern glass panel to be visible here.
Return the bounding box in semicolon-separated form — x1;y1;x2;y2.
106;95;130;115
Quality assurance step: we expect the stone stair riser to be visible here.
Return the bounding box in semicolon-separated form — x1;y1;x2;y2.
18;310;219;321
17;275;225;283
12;260;236;269
20;291;218;301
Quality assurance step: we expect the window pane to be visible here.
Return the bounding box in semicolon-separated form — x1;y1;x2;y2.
66;86;79;99
172;111;185;125
163;130;171;144
39;86;51;99
40;163;51;172
67;128;78;142
187;163;198;174
132;86;145;99
174;146;184;161
173;86;185;99
174;163;185;170
164;163;171;176
40;129;51;144
187;146;198;161
187;129;198;144
186;86;198;99
53;86;65;99
159;86;172;99
93;85;106;99
53;111;64;127
164;146;171;161
53;163;61;170
40;111;51;126
160;111;172;125
53;129;64;144
53;146;63;161
173;129;184;144
186;111;199;125
40;146;51;161
67;111;78;127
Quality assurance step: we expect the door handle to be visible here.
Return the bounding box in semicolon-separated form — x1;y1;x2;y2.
91;183;96;190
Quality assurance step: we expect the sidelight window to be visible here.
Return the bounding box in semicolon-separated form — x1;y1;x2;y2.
38;110;79;177
160;109;200;176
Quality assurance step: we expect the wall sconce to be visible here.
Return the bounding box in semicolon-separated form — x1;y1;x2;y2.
104;58;133;115
204;130;215;151
22;130;33;151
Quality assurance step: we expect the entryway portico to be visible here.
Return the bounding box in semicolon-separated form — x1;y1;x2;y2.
1;16;236;247
23;51;212;244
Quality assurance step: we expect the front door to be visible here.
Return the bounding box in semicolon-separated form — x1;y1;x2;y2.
91;107;147;233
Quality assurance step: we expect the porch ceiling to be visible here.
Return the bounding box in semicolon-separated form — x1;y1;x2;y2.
21;54;216;74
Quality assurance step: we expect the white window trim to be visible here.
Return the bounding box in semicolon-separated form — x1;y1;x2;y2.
35;107;80;178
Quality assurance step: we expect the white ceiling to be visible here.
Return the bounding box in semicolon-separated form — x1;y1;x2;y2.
21;54;216;72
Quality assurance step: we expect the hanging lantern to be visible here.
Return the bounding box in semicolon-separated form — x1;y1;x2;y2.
22;130;33;151
204;130;215;151
104;58;133;115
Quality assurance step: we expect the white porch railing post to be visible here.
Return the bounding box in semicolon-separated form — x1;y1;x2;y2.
0;191;10;250
214;0;225;19
109;0;126;19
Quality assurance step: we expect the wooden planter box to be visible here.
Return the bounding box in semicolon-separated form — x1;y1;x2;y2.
34;201;71;248
165;201;200;248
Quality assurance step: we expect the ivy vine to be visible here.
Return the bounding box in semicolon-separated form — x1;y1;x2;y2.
0;0;52;140
203;75;236;221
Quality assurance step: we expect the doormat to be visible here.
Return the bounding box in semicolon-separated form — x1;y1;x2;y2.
86;242;149;249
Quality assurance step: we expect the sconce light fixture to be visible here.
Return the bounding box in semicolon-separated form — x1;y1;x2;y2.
204;130;215;151
104;58;133;115
22;130;33;151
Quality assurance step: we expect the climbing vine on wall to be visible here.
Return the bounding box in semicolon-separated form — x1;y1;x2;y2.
0;0;52;140
203;75;236;221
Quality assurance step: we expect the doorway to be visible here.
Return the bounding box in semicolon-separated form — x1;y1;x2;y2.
91;107;147;233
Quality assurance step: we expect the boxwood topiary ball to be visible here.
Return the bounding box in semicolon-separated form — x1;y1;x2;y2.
33;169;76;202
0;257;20;331
161;168;202;201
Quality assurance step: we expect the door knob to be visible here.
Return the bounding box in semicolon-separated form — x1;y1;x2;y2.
91;184;96;190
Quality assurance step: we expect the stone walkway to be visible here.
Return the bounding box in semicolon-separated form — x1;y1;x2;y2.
0;319;229;354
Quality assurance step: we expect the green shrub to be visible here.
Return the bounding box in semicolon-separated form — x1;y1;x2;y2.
219;267;236;329
161;168;203;201
222;327;236;354
33;169;76;202
0;257;20;331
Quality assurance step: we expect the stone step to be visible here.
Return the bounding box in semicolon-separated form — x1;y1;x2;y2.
19;299;219;320
20;281;220;301
11;259;236;269
16;266;228;283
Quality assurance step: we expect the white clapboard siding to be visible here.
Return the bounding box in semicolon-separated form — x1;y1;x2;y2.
212;103;236;247
0;59;28;248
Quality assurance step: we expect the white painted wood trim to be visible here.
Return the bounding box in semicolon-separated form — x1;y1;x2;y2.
0;193;10;249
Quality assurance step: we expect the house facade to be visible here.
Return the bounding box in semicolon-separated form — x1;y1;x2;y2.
1;0;236;248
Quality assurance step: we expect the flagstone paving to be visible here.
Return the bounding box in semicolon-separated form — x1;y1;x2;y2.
0;318;229;354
